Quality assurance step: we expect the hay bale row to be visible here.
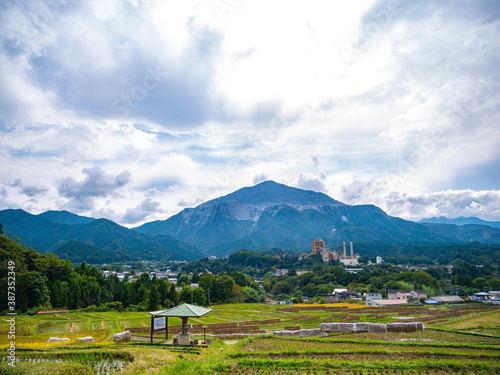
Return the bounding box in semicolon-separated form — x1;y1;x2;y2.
386;322;424;333
366;313;388;318
207;323;238;329
341;315;360;323
292;314;309;321
323;306;349;312
296;306;326;311
303;315;321;321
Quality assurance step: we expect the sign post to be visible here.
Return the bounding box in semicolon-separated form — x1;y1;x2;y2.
151;316;168;343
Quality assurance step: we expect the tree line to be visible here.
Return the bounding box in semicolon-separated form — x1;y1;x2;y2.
0;235;263;314
1;234;499;314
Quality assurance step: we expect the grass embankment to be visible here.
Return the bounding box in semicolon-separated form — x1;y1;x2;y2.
432;309;500;336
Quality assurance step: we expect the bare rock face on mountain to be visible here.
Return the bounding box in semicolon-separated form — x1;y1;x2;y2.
134;181;500;257
2;181;500;261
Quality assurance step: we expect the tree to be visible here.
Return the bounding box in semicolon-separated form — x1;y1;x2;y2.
148;284;160;311
177;275;190;287
121;282;135;307
179;286;192;304
17;271;51;311
191;271;200;283
472;277;487;291
487;278;500;290
157;280;169;303
244;286;261;303
137;284;149;302
271;280;291;296
199;273;216;292
192;287;207;306
164;283;179;307
213;275;235;303
230;284;246;303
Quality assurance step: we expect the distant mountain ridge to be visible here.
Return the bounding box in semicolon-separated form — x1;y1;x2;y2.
2;181;500;262
418;216;500;229
134;181;500;257
0;209;204;262
38;210;95;225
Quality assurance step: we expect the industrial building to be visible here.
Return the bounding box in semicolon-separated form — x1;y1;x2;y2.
308;239;360;265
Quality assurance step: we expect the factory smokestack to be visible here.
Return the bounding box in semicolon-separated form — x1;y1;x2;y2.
343;242;346;258
350;242;353;258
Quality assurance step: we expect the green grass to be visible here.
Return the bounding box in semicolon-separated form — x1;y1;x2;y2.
2;303;499;374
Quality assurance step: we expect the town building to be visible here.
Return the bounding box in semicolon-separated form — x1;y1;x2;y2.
320;293;336;303
366;299;408;307
429;296;464;304
364;292;383;302
388;289;427;301
275;269;289;276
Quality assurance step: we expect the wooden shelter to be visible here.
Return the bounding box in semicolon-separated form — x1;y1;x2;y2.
149;303;213;344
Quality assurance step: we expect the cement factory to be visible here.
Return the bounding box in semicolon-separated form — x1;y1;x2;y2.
300;239;360;265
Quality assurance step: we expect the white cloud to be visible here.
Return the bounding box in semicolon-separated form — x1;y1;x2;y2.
0;0;499;225
58;166;132;210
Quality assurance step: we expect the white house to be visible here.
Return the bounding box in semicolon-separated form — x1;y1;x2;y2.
388;289;427;301
364;292;382;302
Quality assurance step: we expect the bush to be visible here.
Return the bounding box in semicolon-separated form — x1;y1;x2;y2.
126;301;149;312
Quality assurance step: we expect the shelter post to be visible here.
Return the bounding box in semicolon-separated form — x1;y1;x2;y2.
150;315;154;343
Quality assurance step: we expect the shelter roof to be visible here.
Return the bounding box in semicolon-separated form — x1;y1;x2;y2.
150;303;213;317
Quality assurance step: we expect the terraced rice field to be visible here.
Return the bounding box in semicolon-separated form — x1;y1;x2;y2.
212;336;500;375
1;303;499;374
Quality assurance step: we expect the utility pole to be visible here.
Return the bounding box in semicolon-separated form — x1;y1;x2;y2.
191;289;193;304
208;287;210;306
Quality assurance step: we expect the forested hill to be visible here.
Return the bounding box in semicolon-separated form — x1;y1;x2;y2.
0;234;181;313
181;243;500;276
0;209;205;262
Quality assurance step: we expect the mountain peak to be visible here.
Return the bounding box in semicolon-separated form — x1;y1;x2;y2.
38;210;95;225
204;180;345;207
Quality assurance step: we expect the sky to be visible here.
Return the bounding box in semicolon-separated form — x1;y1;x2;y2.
1;0;500;226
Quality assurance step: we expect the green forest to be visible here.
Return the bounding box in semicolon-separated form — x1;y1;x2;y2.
1;233;499;314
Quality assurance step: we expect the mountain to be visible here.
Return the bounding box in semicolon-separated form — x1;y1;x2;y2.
54;241;131;264
0;209;204;262
38;210;95;225
134;181;500;257
3;181;500;262
418;216;500;229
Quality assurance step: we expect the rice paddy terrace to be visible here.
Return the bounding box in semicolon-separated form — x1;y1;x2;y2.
1;303;499;374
